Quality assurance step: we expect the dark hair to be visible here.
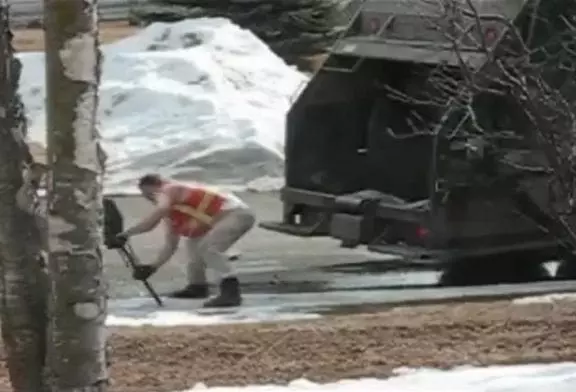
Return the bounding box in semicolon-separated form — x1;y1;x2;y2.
138;173;163;187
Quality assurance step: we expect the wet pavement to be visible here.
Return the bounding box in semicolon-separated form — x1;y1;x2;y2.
104;193;576;325
105;192;398;299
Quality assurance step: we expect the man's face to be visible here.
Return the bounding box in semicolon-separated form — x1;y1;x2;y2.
139;184;160;203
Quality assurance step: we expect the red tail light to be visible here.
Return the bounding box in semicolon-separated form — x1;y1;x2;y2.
368;17;381;35
483;27;498;45
416;226;430;239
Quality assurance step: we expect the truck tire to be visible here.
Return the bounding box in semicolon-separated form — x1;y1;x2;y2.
439;253;551;286
555;255;576;280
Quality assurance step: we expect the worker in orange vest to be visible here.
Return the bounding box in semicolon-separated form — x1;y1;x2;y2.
118;173;256;307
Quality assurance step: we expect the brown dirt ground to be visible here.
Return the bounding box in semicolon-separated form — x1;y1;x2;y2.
13;21;139;52
1;299;576;392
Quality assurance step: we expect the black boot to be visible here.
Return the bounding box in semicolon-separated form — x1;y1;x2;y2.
203;277;242;308
168;284;209;299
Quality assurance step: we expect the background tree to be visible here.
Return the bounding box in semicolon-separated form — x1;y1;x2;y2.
0;1;48;390
44;0;108;389
441;0;576;250
129;0;361;69
380;0;576;277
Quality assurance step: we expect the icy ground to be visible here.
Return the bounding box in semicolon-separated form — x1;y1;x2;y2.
106;296;320;327
18;18;308;193
178;362;576;392
106;290;576;327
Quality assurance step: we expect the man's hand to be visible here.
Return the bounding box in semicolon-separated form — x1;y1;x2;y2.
132;264;158;281
106;233;127;249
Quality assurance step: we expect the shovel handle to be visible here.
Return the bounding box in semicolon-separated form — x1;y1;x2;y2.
118;244;164;307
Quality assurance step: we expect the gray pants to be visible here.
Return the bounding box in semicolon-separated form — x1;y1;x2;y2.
186;207;255;284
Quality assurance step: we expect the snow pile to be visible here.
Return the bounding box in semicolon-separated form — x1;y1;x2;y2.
18;18;309;194
180;363;576;392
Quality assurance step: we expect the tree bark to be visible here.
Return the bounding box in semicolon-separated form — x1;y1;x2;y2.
0;1;49;391
44;0;108;390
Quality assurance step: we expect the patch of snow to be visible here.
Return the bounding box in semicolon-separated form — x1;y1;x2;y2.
106;297;320;327
106;310;319;327
18;18;308;194
179;362;576;391
512;293;576;305
107;278;576;328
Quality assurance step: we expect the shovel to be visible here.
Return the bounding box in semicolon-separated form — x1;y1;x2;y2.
116;242;163;307
103;197;163;307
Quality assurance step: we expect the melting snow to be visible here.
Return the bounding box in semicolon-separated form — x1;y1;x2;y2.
512;293;576;305
177;363;576;391
106;309;319;327
18;18;308;194
106;296;320;327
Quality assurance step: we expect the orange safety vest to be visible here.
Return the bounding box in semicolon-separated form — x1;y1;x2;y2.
166;184;226;238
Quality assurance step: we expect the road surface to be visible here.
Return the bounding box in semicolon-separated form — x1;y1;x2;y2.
106;192;406;298
105;192;576;322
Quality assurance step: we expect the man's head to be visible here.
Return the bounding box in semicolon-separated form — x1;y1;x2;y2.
138;173;164;202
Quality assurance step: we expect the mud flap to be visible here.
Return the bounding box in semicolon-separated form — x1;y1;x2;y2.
510;190;569;250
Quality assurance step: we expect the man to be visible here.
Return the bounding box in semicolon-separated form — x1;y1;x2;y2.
118;173;255;307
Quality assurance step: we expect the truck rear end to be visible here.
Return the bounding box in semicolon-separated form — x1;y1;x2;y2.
261;0;573;280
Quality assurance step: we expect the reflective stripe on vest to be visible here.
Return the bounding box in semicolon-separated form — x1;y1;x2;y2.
169;187;225;236
172;191;219;225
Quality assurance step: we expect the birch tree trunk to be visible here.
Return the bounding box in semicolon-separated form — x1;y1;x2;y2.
44;0;108;390
0;2;48;391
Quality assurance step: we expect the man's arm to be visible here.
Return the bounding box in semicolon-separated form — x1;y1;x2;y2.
122;193;172;237
151;221;180;269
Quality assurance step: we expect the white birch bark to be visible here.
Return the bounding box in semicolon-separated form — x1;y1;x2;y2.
44;0;108;390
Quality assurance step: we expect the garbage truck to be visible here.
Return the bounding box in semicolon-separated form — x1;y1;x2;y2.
260;0;576;285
